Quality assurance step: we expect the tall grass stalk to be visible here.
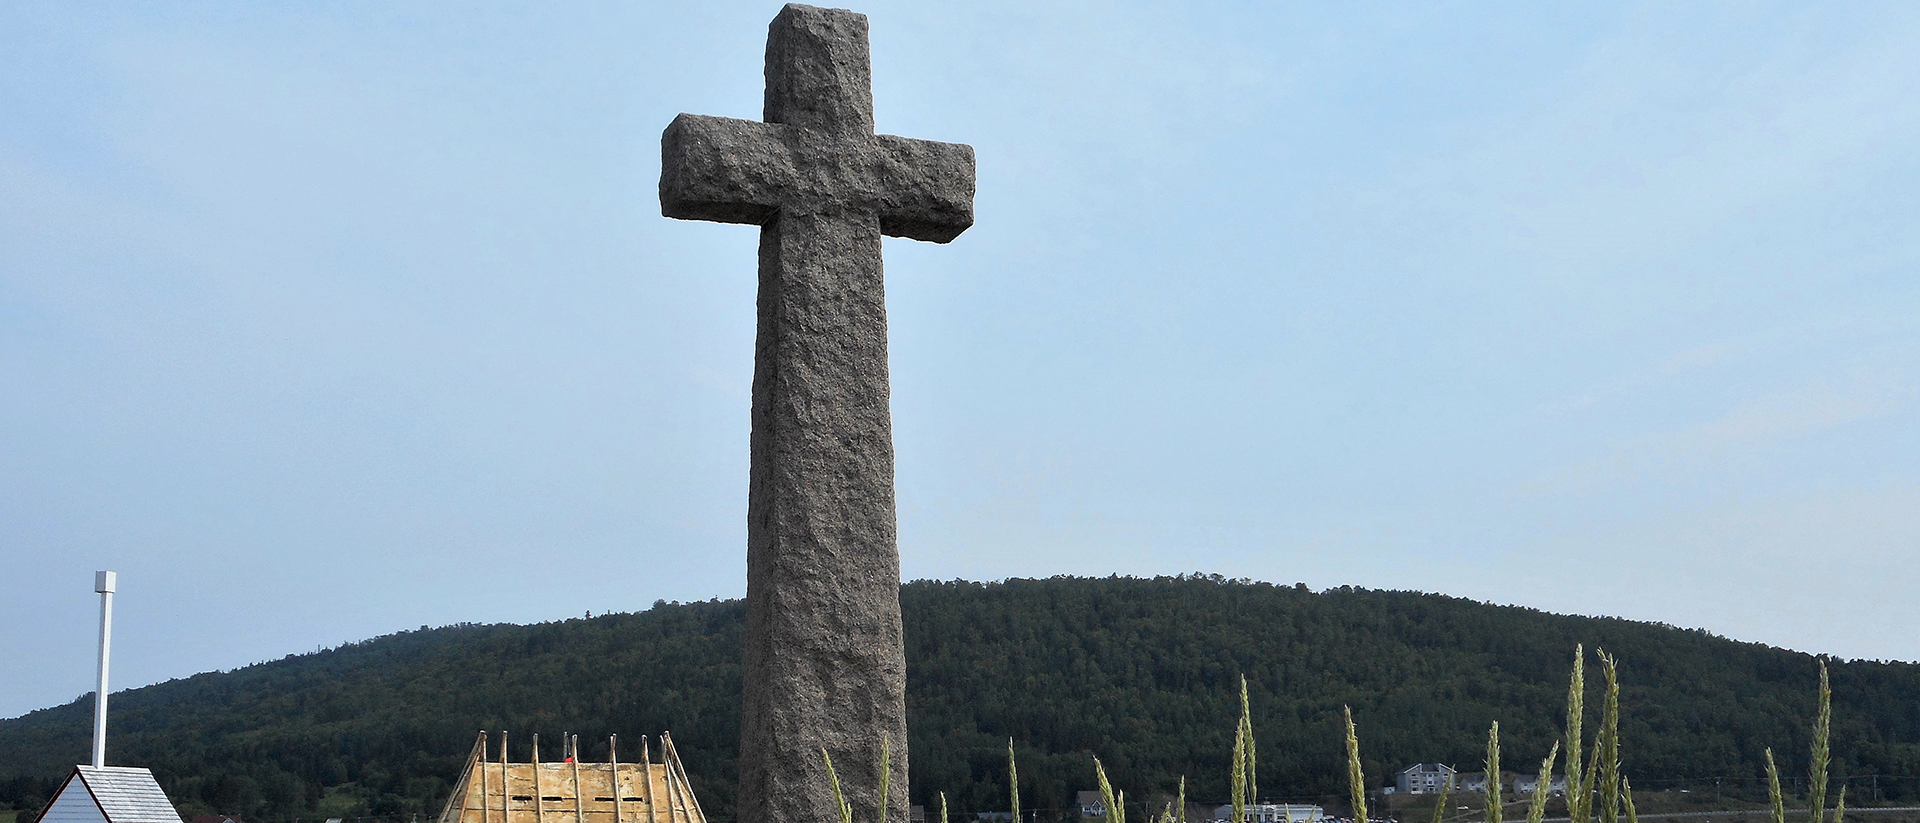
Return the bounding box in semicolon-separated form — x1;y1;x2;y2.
1008;738;1020;823
1241;675;1258;803
1095;757;1126;823
1565;647;1587;823
1486;722;1503;823
1230;676;1257;823
1766;749;1786;823
822;748;854;823
1231;724;1248;823
822;741;891;823
1345;705;1369;823
1430;773;1452;823
1527;742;1560;823
1622;778;1638;823
1582;739;1599;823
1596;651;1622;823
1834;785;1848;823
940;792;948;823
1810;661;1832;823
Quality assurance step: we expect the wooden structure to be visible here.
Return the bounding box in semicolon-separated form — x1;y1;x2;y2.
437;732;706;823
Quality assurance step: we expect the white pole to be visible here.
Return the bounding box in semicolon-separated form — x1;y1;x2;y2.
92;570;116;768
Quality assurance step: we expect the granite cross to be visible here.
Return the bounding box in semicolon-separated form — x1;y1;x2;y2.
657;4;974;822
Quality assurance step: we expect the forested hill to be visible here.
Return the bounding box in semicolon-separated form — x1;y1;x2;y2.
3;577;1918;823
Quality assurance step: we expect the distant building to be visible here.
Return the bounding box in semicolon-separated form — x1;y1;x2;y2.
1078;792;1108;818
192;816;241;823
911;806;926;823
1211;804;1325;823
35;766;184;823
1396;764;1457;795
1452;773;1520;795
1511;775;1567;797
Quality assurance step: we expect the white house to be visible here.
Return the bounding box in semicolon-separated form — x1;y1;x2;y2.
1512;775;1568;797
1211;804;1325;823
1396;764;1457;795
35;766;183;823
1453;772;1490;794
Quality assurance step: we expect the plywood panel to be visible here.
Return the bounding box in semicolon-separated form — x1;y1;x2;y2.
438;737;703;823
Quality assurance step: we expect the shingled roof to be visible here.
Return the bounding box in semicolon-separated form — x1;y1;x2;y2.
36;766;184;823
437;732;706;823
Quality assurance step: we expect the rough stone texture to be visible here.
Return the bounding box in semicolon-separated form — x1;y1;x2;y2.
657;5;975;823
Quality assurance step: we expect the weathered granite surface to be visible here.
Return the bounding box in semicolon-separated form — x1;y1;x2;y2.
658;4;975;822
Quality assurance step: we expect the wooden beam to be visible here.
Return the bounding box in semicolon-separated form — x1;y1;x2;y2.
478;732;489;823
642;737;660;823
533;734;545;823
610;736;622;823
663;734;705;823
573;735;586;823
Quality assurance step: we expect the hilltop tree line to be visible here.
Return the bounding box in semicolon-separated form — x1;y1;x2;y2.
2;576;1918;823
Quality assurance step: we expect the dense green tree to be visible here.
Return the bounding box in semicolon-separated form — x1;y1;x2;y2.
2;577;1915;823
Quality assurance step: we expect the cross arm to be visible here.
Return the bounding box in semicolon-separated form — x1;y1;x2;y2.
873;135;974;243
660;113;794;226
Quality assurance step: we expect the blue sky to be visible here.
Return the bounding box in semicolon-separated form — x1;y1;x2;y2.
5;1;1919;720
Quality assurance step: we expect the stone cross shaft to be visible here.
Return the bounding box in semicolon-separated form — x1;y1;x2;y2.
658;4;974;823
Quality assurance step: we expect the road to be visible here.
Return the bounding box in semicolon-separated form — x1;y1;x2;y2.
1534;809;1920;822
